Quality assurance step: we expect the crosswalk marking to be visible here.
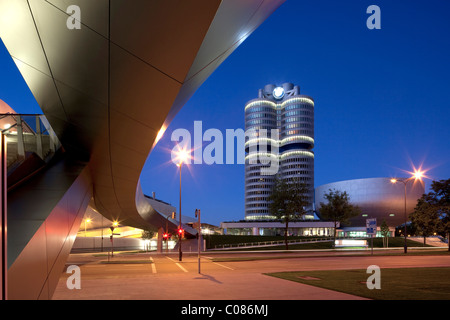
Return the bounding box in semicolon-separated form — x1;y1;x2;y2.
175;263;188;272
165;256;176;262
213;262;234;270
164;255;189;272
150;257;156;274
153;255;235;273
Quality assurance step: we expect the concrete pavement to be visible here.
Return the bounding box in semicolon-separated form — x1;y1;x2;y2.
52;249;450;300
52;251;368;300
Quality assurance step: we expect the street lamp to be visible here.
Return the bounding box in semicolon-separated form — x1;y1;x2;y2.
1;130;7;300
391;169;424;254
195;209;201;274
110;221;119;258
174;147;189;262
84;218;91;237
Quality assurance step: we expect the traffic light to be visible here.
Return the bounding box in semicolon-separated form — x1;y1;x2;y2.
163;233;169;241
177;228;184;238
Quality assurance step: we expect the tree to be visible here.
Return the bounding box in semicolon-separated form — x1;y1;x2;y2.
268;177;309;250
318;189;361;247
141;229;155;252
380;219;390;248
410;195;442;246
141;229;155;239
417;179;450;251
432;179;450;251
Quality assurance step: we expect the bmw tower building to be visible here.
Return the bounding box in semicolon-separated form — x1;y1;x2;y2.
245;83;315;220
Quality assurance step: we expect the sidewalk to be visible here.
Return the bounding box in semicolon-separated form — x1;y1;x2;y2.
408;236;449;247
52;251;368;300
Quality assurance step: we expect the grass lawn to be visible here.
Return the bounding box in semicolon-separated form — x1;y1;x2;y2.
211;249;449;263
266;267;450;300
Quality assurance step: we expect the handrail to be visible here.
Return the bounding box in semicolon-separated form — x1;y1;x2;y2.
1;113;61;168
212;236;369;249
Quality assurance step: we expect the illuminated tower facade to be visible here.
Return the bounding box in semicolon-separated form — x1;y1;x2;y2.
244;83;315;220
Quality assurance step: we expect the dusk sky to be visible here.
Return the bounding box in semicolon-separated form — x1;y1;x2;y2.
1;1;449;226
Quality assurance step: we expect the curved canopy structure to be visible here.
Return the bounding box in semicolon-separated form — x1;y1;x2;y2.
0;0;285;299
0;0;285;232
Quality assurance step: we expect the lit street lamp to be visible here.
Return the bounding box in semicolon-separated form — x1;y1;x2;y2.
84;218;91;237
110;221;119;258
174;147;189;262
391;169;424;254
1;130;7;300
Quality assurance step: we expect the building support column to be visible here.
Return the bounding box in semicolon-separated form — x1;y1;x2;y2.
1;133;7;300
16;116;25;159
35;116;43;159
157;227;164;253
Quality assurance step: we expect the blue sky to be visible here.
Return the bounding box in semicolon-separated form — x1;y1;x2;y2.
1;1;449;226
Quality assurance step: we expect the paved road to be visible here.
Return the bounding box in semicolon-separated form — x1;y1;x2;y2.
52;249;450;300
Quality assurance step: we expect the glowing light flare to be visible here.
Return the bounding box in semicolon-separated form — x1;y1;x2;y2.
172;145;192;166
413;170;423;180
391;164;430;184
405;164;430;182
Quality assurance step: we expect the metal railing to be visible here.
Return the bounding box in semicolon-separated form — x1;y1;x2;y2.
0;113;60;168
211;237;330;250
210;236;370;250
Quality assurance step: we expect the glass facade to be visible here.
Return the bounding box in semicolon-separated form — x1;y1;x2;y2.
245;83;314;220
225;226;333;236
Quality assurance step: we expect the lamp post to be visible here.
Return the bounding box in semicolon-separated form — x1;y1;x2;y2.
195;209;201;274
173;147;190;262
1;130;7;300
110;221;119;258
101;215;104;252
84;218;91;237
178;162;183;261
391;170;424;254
